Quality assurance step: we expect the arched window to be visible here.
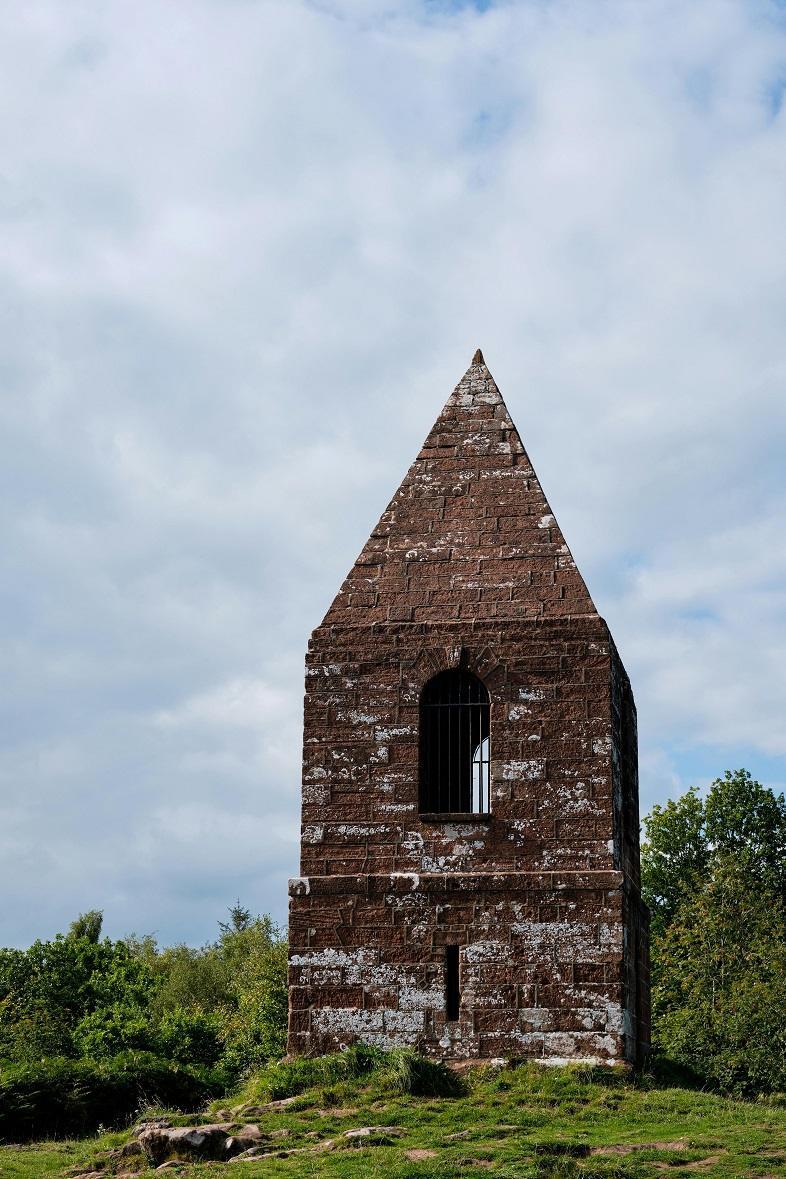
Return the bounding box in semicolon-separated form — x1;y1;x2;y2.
420;670;490;814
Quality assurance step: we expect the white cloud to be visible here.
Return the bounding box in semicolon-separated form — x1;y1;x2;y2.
1;0;786;944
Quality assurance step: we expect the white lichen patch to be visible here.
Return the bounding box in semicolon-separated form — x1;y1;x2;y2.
420;839;485;871
290;948;377;969
508;704;531;720
440;823;489;839
511;921;600;956
598;922;624;950
538;782;600;818
519;1008;553;1030
543;1032;618;1058
389;871;421;889
332;824;392;840
502;759;546;781
302;782;329;806
348;710;385;724
538;514;555;529
398;827;423;854
464;940;512;964
375;725;417;742
301;824;325;844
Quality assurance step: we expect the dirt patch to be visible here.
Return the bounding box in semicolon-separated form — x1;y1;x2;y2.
407;1149;438;1161
591;1140;688;1156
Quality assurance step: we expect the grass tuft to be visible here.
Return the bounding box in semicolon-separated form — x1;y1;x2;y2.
379;1048;466;1098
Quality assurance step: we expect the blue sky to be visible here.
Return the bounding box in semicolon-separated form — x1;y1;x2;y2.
2;0;786;947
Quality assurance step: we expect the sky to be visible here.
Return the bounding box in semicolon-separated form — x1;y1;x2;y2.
2;0;786;948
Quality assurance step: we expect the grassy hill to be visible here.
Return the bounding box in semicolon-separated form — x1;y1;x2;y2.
4;1052;786;1179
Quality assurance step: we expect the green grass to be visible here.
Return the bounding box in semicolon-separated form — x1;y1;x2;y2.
4;1055;786;1178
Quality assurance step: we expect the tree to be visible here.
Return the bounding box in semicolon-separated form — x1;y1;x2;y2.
643;770;786;1094
652;860;786;1095
0;923;154;1063
642;769;786;935
67;910;104;944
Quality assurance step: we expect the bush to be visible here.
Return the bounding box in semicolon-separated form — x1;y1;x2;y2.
381;1048;466;1097
155;1006;224;1067
236;1044;465;1105
0;1053;225;1142
251;1043;383;1101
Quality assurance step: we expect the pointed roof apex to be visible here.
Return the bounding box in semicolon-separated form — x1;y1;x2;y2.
320;351;599;627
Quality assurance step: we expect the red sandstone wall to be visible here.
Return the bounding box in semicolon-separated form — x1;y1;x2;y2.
289;871;628;1061
289;615;645;1063
300;618;617;877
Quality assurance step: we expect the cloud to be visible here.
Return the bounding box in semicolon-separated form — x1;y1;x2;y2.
1;0;786;944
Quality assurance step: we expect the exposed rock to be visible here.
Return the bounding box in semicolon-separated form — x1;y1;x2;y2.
343;1125;405;1145
224;1125;264;1155
229;1144;273;1162
138;1123;232;1166
132;1117;173;1138
107;1140;143;1162
230;1139;336;1163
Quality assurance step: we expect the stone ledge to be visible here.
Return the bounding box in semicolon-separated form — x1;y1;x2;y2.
289;869;625;898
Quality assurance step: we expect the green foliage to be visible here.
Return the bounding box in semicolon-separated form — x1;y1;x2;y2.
379;1047;466;1097
0;1053;223;1142
67;910;104;944
642;769;786;935
0;931;155;1064
243;1043;384;1102
643;770;786;1095
0;900;287;1117
229;1044;465;1109
13;1060;786;1179
220;932;289;1072
641;785;708;935
653;860;786;1096
72;1002;156;1060
154;1006;224;1067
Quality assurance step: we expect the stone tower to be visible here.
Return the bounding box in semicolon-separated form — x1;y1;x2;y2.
287;352;649;1064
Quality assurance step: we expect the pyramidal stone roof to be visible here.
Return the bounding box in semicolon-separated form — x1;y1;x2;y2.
322;351;598;627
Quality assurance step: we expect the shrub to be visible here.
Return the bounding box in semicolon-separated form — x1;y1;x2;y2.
381;1048;466;1097
251;1043;383;1101
155;1006;224;1067
0;1053;224;1142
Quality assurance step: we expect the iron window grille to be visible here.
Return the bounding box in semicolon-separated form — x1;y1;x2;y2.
419;669;491;814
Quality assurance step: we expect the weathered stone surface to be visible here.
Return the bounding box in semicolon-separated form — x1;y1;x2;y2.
343;1126;405;1144
132;1117;173;1138
138;1124;232;1166
289;352;650;1065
